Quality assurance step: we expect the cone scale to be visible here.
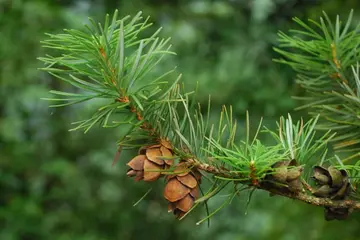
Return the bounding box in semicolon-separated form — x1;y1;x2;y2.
164;163;201;218
126;140;174;182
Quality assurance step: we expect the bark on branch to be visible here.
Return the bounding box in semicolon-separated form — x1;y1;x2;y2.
191;160;360;210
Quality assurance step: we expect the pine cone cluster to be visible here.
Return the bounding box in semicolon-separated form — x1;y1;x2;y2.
164;162;201;218
126;139;174;182
265;159;303;192
312;166;351;220
126;140;202;218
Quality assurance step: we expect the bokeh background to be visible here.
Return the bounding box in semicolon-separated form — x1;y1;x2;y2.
1;0;360;239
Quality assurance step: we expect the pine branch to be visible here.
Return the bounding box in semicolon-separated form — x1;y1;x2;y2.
187;159;360;210
39;10;360;223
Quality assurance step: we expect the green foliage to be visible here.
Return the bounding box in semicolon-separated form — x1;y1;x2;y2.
275;10;360;159
39;11;175;134
2;0;360;240
266;115;334;165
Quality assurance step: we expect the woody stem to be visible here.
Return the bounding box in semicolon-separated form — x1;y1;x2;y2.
191;161;360;210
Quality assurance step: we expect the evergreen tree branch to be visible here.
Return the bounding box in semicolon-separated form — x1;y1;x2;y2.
39;10;360;222
177;160;360;210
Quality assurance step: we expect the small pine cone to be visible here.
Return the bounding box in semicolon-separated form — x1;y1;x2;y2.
312;166;350;200
265;159;303;193
126;139;174;182
164;162;201;218
312;166;351;221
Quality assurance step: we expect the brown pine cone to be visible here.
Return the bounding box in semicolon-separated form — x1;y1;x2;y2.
163;162;201;218
312;165;351;221
312;166;350;200
126;139;174;182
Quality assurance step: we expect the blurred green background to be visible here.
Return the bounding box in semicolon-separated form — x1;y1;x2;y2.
1;0;360;239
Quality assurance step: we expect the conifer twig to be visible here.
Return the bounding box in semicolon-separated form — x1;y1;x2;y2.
40;10;360;221
190;160;360;210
